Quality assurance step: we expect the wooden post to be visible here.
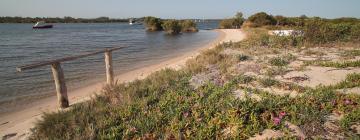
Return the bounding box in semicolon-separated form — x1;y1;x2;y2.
51;62;69;108
105;50;114;85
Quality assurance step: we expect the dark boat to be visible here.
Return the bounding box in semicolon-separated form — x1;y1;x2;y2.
33;21;53;29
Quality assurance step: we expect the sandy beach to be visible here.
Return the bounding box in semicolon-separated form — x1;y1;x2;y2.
0;29;246;139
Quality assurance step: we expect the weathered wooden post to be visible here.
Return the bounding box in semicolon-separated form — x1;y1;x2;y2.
16;47;125;109
105;50;114;85
51;62;69;108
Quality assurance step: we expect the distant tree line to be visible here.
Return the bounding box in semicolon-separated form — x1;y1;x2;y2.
237;12;360;45
219;11;360;30
0;16;129;23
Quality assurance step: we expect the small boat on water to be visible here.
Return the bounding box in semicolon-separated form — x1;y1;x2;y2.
129;19;142;25
33;21;53;29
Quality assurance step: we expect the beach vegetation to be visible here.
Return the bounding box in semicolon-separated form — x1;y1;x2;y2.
339;108;360;130
269;57;289;67
30;69;360;139
305;60;360;68
180;20;198;32
258;77;279;87
144;16;163;31
219;12;245;29
236;54;250;62
162;20;182;35
341;50;360;57
246;12;277;27
330;73;360;89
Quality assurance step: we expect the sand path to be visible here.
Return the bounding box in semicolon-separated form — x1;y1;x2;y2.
0;29;246;139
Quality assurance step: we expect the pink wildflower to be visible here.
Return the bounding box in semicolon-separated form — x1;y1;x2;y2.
273;117;282;125
344;99;352;105
279;111;286;117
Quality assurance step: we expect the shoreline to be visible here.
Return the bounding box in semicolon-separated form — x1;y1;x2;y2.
0;29;246;139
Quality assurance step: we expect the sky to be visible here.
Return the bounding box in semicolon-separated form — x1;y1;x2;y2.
1;0;360;19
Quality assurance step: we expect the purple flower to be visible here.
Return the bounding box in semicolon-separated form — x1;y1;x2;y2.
273;117;281;125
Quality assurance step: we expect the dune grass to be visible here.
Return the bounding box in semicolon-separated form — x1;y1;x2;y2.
30;70;360;139
305;60;360;68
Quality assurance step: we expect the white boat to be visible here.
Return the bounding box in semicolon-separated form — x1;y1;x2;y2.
129;19;142;25
33;21;53;29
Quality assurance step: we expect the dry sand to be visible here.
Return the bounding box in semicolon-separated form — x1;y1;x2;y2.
0;29;246;139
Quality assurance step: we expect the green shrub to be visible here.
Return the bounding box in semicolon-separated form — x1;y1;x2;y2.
180;20;198;32
304;19;360;44
342;50;360;57
258;78;279;87
162;20;182;35
219;12;245;29
144;16;163;31
339;108;360;130
331;73;360;89
247;12;276;27
219;19;236;29
269;57;289;67
306;60;360;68
236;54;249;61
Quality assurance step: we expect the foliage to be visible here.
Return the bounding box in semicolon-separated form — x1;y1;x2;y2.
30;70;360;139
236;54;250;62
303;19;360;44
339;108;360;130
305;60;360;68
274;15;306;27
162;20;182;34
341;50;360;57
247;12;277;27
180;20;198;32
268;57;290;67
258;78;279;87
219;12;245;29
144;16;163;31
331;73;360;89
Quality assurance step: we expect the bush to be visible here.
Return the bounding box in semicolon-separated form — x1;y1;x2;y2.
273;15;306;27
180;20;198;32
144;16;163;31
162;20;182;35
269;57;289;67
247;12;276;27
304;19;360;44
219;19;236;29
219;12;245;29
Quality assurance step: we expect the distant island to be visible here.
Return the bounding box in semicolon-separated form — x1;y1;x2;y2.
0;16;129;23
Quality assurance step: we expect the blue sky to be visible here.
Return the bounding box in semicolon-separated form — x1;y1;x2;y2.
1;0;360;19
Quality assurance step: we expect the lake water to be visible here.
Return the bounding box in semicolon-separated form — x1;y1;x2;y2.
0;22;219;112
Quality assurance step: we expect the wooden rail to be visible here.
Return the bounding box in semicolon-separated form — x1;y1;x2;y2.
16;46;126;109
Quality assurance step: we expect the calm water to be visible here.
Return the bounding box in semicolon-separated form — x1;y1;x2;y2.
0;22;219;109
